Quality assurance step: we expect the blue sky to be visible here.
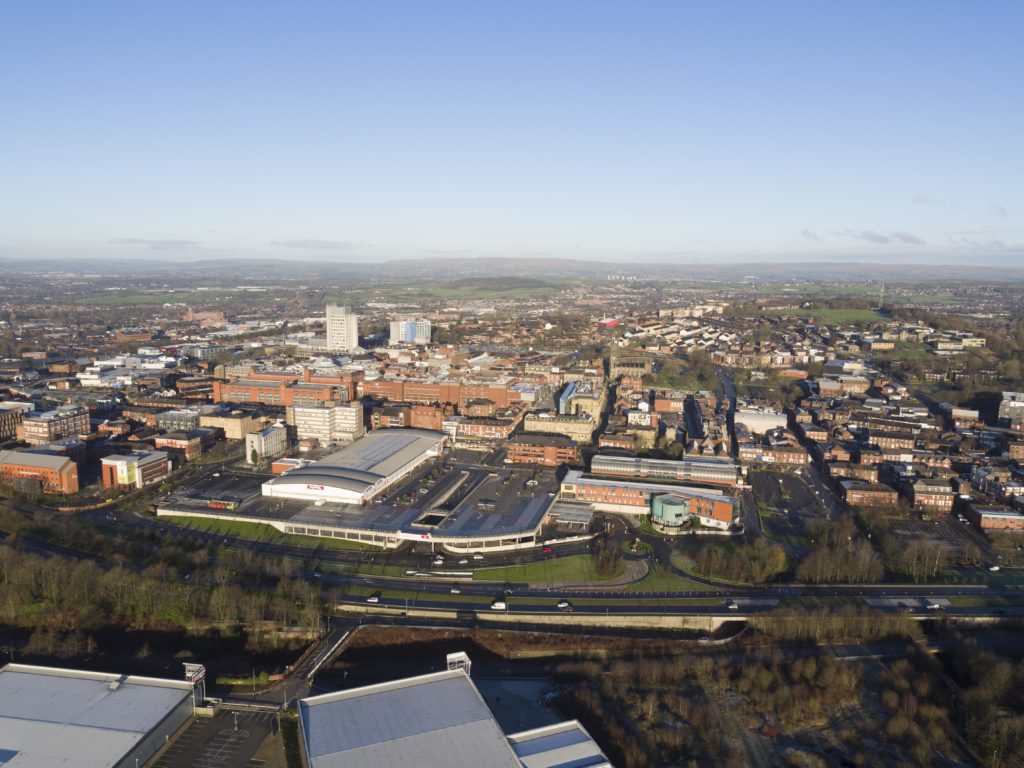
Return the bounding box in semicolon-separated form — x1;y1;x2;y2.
1;1;1021;264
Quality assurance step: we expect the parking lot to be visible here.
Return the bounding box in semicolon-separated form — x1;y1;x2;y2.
888;515;993;563
152;710;278;768
750;470;828;550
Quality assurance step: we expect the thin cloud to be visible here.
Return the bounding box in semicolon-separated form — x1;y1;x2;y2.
953;236;1008;251
990;205;1010;219
912;194;950;209
800;229;820;242
270;239;369;250
108;238;201;251
890;231;925;245
844;229;891;245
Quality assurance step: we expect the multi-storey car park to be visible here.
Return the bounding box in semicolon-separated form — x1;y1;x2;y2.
589;453;741;487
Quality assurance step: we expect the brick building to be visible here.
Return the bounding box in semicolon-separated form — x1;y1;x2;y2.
19;405;90;446
0;450;80;494
506;434;580;467
839;480;899;507
101;451;172;489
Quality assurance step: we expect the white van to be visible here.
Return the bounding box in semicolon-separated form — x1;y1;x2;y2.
490;600;507;610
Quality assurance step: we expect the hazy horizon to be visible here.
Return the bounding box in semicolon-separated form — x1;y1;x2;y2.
2;2;1021;266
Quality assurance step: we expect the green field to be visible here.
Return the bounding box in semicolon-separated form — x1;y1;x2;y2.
77;290;243;305
473;554;622;585
158;515;381;551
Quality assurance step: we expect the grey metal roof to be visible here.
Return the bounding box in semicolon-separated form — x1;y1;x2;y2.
508;720;612;768
0;450;73;471
0;664;192;768
299;670;521;768
265;429;443;498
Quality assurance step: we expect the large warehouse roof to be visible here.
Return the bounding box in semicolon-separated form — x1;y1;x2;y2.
299;669;522;768
316;428;444;477
0;664;193;768
263;429;444;501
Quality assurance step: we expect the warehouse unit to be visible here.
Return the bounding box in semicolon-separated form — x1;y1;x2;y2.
298;655;609;768
0;663;197;768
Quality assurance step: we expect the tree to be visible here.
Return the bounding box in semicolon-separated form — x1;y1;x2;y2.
250;448;259;466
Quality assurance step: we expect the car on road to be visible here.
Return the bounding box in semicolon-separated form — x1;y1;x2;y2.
490;600;507;610
556;600;571;610
366;593;381;603
450;586;462;594
543;546;552;554
433;556;445;565
212;473;220;477
473;553;484;560
698;636;711;644
926;603;943;610
725;599;738;611
458;558;469;565
989;565;1001;571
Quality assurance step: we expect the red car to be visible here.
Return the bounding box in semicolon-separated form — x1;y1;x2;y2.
543;546;552;554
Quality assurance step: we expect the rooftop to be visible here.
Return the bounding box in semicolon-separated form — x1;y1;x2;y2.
299;669;522;768
0;449;74;471
0;663;193;768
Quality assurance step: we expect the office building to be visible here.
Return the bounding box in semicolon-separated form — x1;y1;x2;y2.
0;450;80;494
506;433;580;467
288;403;364;446
156;408;202;433
199;410;265;440
560;469;737;528
0;408;23;440
389;317;432;345
387;317;429;345
246;425;289;463
18;404;90;446
100;451;172;490
326;305;359;353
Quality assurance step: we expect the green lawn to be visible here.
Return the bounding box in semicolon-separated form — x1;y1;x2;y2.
158;515;382;551
473;554;621;584
762;307;883;324
622;564;714;592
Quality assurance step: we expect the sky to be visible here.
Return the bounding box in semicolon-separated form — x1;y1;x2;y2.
1;1;1022;266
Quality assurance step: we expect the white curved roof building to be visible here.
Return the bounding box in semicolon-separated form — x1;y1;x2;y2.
262;429;445;505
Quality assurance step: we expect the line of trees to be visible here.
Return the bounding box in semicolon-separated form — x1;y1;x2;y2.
796;517;884;584
692;538;788;584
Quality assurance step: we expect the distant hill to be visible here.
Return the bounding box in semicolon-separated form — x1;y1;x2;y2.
1;254;1023;282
